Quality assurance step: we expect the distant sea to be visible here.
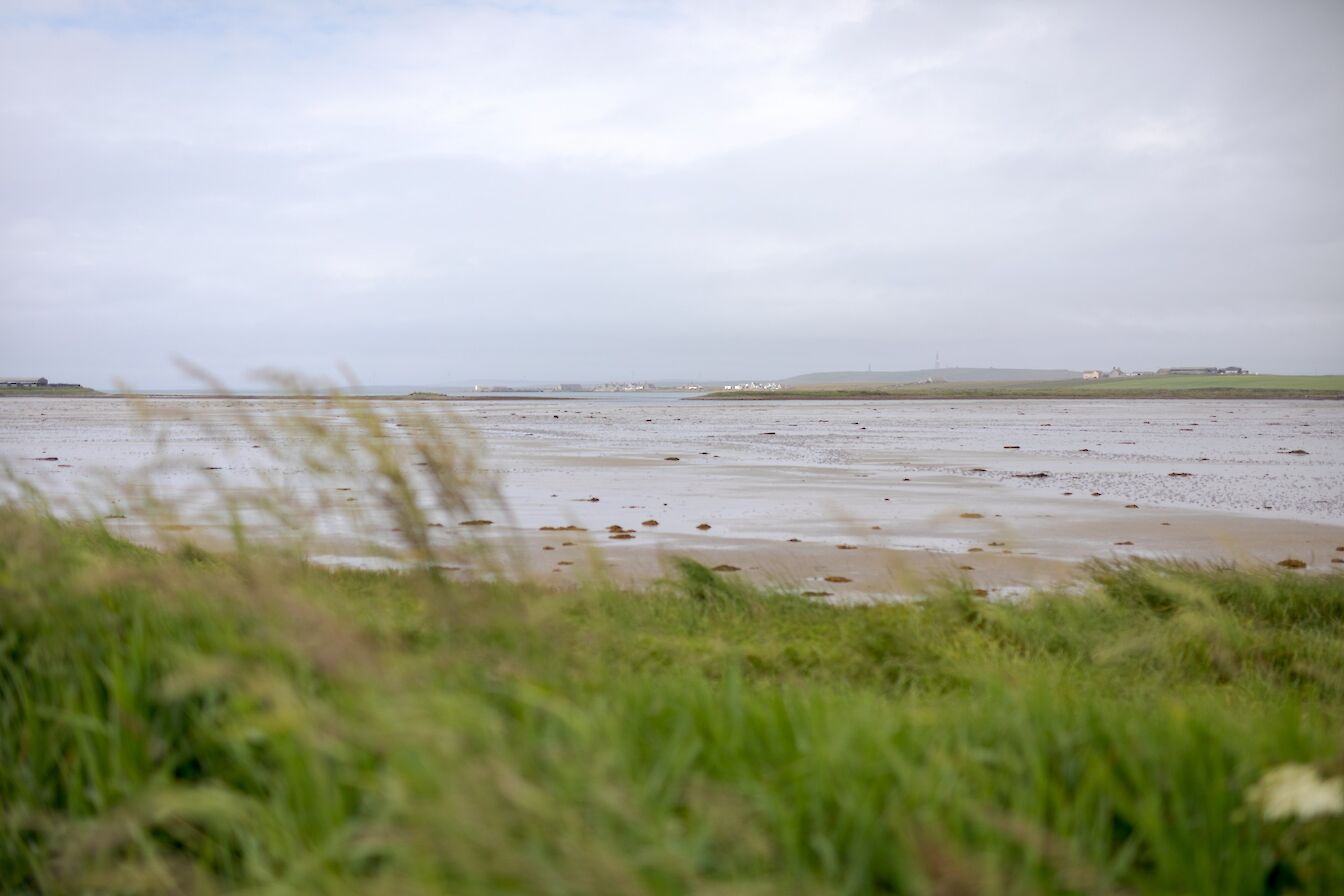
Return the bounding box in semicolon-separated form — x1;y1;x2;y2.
135;386;697;402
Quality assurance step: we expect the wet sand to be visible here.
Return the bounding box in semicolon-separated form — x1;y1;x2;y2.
2;396;1341;598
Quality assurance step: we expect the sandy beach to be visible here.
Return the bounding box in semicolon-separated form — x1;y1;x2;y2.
3;395;1341;599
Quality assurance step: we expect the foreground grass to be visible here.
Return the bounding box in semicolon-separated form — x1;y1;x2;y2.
703;375;1344;400
3;510;1343;894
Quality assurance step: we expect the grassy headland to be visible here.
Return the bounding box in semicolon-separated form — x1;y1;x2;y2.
2;508;1342;894
703;374;1344;400
0;385;100;397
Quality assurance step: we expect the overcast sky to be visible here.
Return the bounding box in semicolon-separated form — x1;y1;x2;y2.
2;1;1342;388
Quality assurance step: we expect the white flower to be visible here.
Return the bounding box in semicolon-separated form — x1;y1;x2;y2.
1245;764;1344;822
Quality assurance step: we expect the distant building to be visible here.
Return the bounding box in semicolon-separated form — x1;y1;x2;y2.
593;382;658;392
1082;370;1102;380
559;384;584;392
1105;367;1127;378
1157;366;1246;376
1;377;48;387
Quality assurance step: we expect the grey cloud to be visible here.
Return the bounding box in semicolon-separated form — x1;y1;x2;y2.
1;0;1341;388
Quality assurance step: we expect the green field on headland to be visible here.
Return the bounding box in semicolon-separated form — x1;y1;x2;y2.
0;385;99;397
3;507;1342;894
704;374;1344;400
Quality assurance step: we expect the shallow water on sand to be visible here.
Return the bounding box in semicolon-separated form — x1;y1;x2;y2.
468;398;1343;521
3;397;1342;575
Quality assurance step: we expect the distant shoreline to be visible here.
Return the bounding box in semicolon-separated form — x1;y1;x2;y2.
7;373;1344;402
699;374;1344;401
7;389;1341;402
0;390;567;401
702;389;1344;401
0;386;101;397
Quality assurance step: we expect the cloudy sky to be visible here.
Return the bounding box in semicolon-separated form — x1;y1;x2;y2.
2;0;1341;388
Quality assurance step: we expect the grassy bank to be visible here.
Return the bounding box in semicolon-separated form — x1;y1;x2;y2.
703;375;1344;400
2;508;1342;894
0;386;100;397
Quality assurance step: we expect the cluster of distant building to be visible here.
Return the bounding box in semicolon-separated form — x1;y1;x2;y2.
473;382;708;393
1082;366;1247;380
718;381;784;391
590;382;703;393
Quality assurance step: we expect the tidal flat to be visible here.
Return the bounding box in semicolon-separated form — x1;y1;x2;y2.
3;395;1341;599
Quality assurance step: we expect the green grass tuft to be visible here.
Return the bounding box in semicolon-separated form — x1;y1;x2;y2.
2;508;1343;893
